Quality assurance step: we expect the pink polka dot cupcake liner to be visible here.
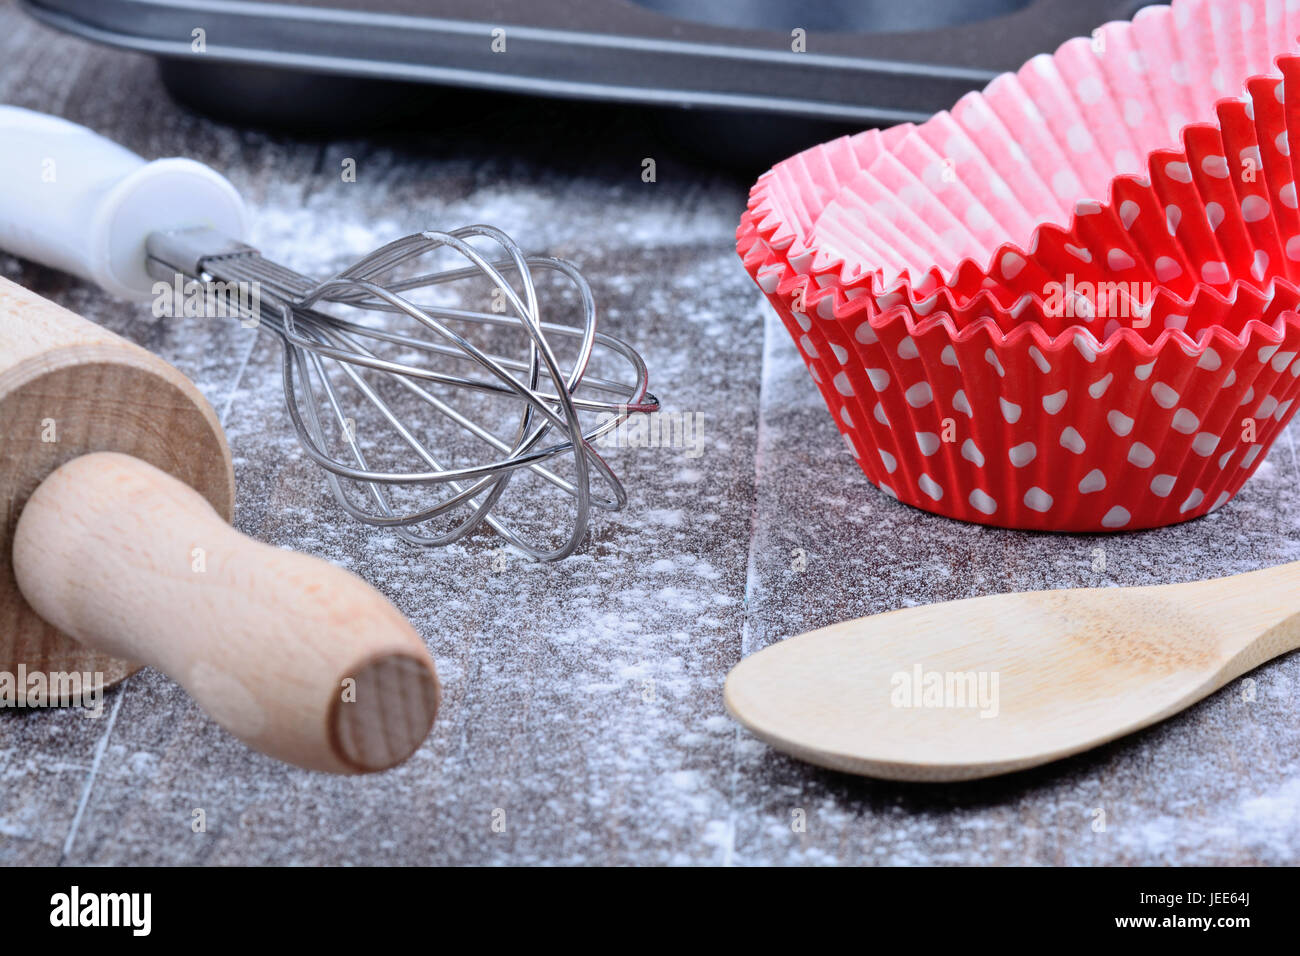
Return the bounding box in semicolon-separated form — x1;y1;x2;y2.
783;0;1300;313
815;64;1300;315
736;0;1300;530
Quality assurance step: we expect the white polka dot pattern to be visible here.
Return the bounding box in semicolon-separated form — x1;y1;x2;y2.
741;241;1300;530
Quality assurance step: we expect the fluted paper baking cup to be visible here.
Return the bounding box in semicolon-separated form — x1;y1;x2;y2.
957;79;1300;306
771;0;1300;317
737;0;1300;529
756;283;1300;531
740;160;1300;528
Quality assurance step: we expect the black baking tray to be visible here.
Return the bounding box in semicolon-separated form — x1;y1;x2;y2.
20;0;1154;162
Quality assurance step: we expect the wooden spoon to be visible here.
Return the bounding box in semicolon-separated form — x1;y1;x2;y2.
0;277;440;773
725;567;1300;781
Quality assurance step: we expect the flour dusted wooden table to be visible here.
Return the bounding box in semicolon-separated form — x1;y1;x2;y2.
0;0;1296;864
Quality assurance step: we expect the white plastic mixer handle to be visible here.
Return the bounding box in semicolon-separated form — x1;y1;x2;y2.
0;105;248;300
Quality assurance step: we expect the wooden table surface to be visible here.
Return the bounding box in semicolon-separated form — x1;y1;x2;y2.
1;0;1297;866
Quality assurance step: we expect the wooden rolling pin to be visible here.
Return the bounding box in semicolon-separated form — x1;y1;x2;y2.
0;277;439;773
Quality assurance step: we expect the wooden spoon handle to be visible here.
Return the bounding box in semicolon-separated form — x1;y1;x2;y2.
11;452;440;774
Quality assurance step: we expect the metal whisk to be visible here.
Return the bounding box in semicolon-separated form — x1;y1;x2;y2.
0;106;657;559
144;224;659;561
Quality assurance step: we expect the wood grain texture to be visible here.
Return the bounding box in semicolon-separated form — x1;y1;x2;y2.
0;0;1297;865
0;276;233;697
726;564;1300;781
13;453;440;773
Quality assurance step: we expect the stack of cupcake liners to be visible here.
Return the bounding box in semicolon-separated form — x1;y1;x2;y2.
804;0;1300;308
737;0;1300;531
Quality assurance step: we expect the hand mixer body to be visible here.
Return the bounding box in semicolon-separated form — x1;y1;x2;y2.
0;105;657;560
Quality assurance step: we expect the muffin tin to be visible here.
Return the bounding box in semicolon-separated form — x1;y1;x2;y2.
23;0;1146;128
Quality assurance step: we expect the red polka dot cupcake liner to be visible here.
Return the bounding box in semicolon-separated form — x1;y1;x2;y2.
739;260;1300;529
736;0;1300;530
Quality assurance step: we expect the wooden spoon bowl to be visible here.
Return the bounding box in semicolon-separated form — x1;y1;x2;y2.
726;566;1300;781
